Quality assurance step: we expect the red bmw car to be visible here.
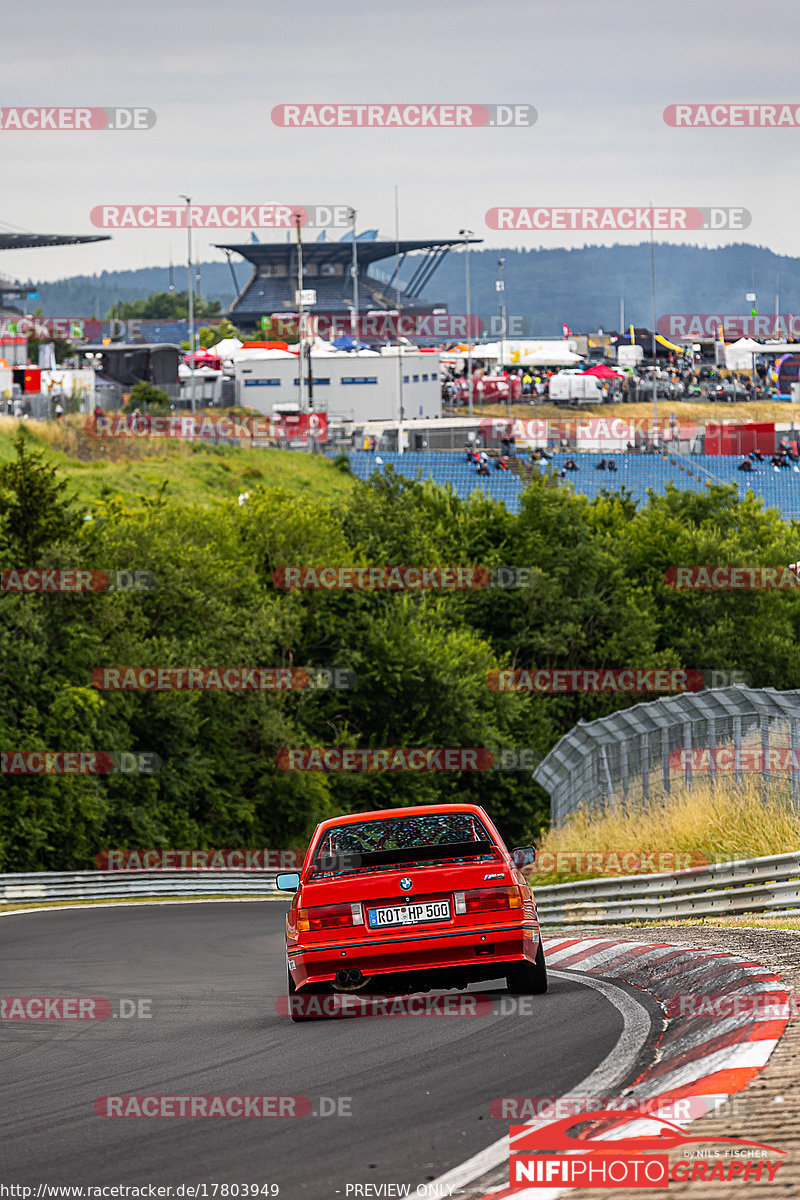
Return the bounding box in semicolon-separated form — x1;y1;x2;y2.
276;803;546;1020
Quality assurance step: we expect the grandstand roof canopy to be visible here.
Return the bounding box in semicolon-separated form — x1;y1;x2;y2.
0;232;110;251
215;237;481;267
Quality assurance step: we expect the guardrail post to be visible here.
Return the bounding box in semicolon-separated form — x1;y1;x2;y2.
620;738;629;808
792;720;800;809
708;717;717;791
641;733;649;802
734;716;742;788
683;721;693;791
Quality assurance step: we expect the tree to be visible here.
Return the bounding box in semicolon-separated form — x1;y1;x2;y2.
127;381;173;413
0;429;82;560
180;319;244;352
105;291;222;321
23;307;77;366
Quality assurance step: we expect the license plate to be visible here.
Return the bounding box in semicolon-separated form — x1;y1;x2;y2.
367;900;451;928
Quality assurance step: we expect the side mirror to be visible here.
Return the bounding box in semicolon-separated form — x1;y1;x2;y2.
276;871;301;892
511;846;536;868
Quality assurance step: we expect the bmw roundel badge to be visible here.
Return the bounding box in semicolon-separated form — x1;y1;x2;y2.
399;877;413;891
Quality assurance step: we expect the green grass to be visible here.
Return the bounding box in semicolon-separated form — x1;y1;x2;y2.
0;418;354;508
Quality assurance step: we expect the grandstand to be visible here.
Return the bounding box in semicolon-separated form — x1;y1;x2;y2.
215;237;480;331
345;451;800;521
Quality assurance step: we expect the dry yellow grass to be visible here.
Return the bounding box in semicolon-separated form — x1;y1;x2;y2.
533;777;800;884
477;400;800;424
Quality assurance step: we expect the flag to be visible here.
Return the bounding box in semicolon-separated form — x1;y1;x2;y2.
629;324;635;345
562;323;572;338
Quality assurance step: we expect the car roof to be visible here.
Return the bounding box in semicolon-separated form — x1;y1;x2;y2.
311;803;491;836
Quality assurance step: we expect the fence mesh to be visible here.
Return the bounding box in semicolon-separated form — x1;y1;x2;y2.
534;687;800;824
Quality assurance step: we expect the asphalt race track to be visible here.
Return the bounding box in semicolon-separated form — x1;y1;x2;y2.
1;904;652;1197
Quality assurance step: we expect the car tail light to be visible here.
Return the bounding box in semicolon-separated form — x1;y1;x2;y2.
454;886;523;915
296;903;361;932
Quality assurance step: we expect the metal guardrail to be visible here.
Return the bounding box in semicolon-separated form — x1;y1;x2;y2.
1;853;799;924
0;870;282;903
532;851;800;924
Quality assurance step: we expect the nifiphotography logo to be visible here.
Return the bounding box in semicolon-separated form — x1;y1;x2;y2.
508;1109;785;1189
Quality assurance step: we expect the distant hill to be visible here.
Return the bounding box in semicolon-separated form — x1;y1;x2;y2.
19;242;800;336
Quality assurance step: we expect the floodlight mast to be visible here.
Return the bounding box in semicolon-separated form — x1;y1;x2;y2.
180;194;195;413
460;229;474;418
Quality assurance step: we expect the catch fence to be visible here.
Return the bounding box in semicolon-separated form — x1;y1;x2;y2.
533;686;800;824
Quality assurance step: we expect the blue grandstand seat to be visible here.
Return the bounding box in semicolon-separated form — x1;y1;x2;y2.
343;451;800;521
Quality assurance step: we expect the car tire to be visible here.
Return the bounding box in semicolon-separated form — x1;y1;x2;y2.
506;938;548;995
287;967;331;1023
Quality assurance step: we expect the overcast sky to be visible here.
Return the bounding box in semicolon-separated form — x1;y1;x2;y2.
3;0;797;285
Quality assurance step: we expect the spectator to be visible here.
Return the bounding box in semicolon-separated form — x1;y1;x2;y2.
739;456;754;472
565;457;578;471
54;400;64;422
607;458;617;472
596;457;607;471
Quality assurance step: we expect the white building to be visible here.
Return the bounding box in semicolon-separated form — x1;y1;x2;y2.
233;348;441;423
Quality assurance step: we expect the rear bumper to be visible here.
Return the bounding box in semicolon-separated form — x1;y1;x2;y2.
288;921;540;991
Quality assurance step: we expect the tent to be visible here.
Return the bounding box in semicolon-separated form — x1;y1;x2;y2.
212;337;244;359
184;347;222;370
724;337;766;371
476;341;584;366
583;363;624;379
332;335;372;351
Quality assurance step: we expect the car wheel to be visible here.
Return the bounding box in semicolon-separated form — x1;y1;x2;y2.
287;968;332;1023
506;939;548;995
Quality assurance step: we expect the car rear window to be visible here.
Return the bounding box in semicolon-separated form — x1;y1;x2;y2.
309;811;499;876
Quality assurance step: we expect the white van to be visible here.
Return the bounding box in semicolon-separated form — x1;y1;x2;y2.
548;373;605;404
